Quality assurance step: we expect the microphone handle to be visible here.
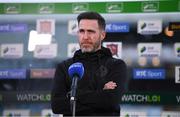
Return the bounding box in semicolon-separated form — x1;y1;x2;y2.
70;75;78;101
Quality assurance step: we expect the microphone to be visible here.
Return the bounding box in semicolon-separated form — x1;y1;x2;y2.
68;62;84;101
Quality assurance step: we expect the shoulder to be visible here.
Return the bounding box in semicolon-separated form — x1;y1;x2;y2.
56;58;74;69
106;58;126;67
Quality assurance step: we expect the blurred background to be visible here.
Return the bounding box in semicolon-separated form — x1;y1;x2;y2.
0;0;180;116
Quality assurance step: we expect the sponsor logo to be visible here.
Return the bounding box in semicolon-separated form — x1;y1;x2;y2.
174;43;180;57
121;111;147;117
138;20;162;35
103;42;122;59
164;26;174;37
36;19;55;35
41;109;62;117
106;23;129;33
72;3;89;13
152;57;160;67
0;23;27;32
68;20;78;35
4;4;21;14
133;69;165;79
34;44;57;59
0;69;26;79
38;4;54;14
16;93;51;102
138;57;147;67
30;69;55;79
138;43;162;57
122;94;160;103
1;43;24;58
175;66;180;83
106;3;123;13
161;111;180;117
169;22;180;31
67;43;80;58
3;109;30;117
142;1;159;12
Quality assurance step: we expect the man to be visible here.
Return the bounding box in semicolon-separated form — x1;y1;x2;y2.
51;11;127;116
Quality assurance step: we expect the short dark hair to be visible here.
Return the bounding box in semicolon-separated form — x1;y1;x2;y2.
77;11;106;31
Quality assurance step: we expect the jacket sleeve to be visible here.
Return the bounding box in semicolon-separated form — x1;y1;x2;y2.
76;59;127;110
51;62;71;115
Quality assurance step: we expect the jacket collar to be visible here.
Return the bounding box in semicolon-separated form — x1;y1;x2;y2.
73;47;112;62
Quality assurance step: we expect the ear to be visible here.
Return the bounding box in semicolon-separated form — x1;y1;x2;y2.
100;31;106;41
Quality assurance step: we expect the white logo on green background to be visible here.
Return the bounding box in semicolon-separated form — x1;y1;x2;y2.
4;4;21;14
106;3;123;13
72;3;89;13
142;2;159;12
38;4;54;14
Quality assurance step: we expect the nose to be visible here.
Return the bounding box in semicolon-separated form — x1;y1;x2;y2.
83;31;89;40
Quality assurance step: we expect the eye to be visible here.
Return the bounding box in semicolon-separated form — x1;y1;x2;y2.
87;30;96;34
78;29;85;34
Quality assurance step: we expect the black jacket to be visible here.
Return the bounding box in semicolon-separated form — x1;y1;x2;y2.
51;47;127;116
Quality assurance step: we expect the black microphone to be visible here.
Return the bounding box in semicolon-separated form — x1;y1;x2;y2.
68;62;84;101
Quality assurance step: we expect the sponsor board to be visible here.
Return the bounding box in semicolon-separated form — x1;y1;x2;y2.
141;1;159;12
0;69;26;79
106;3;123;13
133;69;165;79
106;23;129;33
36;19;55;35
121;111;147;117
38;3;54;14
1;91;180;104
72;3;89;13
34;44;57;59
1;91;51;103
30;68;55;79
16;92;51;102
137;43;162;57
137;20;162;35
4;4;21;14
169;22;180;31
67;43;80;58
175;66;180;83
68;20;78;35
41;109;63;117
0;23;27;32
103;42;122;59
174;43;180;57
161;111;180;117
1;43;24;59
121;94;160;103
3;109;30;117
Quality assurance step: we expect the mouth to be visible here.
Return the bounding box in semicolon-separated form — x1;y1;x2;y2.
81;42;92;46
82;43;91;45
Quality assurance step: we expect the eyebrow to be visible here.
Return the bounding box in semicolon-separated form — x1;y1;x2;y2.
79;29;96;33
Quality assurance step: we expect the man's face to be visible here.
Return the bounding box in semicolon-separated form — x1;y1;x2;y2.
78;19;106;53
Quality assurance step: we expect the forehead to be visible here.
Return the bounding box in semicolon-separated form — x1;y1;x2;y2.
79;19;99;29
